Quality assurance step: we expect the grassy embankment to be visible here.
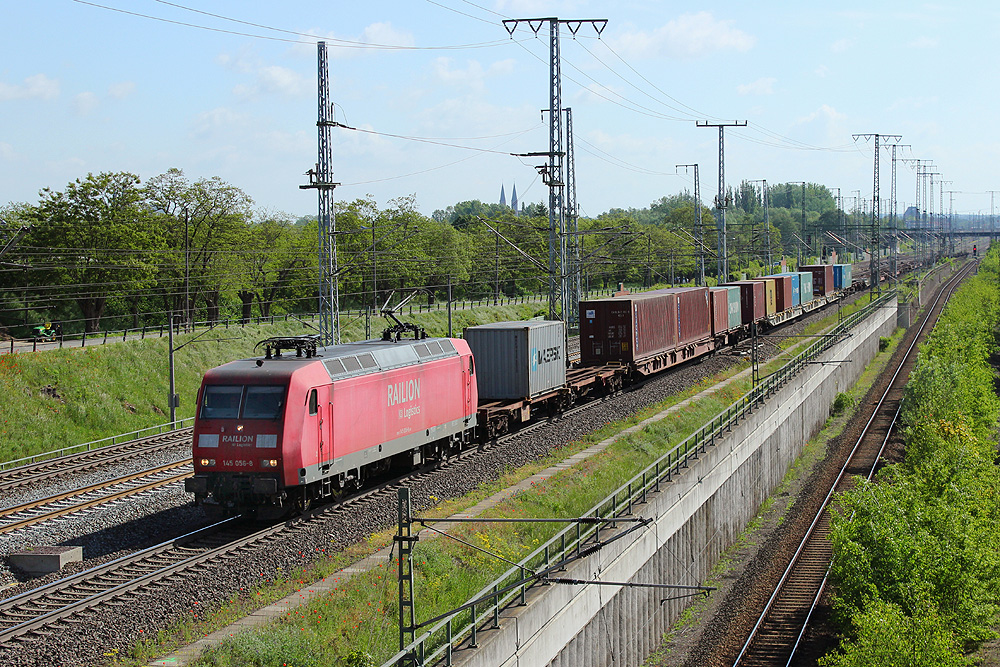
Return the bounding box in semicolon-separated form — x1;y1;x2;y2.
120;300;885;666
821;250;1000;666
645;323;907;665
0;303;544;463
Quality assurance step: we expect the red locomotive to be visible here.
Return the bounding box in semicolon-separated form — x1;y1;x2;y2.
185;333;477;518
187;264;865;518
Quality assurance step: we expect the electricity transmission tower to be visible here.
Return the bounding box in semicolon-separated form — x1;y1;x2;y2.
988;190;1000;242
887;143;909;283
697;120;746;280
787;182;807;265
300;42;341;345
565;107;581;326
676;164;704;285
852;133;901;295
747;179;771;269
503;17;607;322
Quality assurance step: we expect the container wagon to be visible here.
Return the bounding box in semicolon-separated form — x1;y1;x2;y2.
800;265;835;297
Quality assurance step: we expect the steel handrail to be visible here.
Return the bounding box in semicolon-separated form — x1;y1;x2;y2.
385;289;896;666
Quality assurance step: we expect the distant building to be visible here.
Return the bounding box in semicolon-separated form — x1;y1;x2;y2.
499;183;519;216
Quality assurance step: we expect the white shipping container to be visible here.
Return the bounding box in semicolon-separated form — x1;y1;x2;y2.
463;320;566;400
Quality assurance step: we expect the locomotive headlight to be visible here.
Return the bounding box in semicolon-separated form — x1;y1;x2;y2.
261;459;279;468
200;458;215;467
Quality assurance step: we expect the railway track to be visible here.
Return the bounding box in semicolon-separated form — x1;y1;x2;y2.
0;281;899;662
0;461;191;535
0;428;192;493
0;374;621;648
730;260;977;667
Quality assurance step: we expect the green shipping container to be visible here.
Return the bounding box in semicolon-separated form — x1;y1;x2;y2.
797;271;814;300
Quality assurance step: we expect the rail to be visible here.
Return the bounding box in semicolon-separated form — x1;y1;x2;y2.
0;419;194;471
383;289;897;666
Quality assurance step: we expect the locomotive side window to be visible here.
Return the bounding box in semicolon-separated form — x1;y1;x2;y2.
308;388;318;415
243;386;286;419
201;386;242;419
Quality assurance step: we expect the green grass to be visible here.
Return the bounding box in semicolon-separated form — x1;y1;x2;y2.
125;308;860;666
98;298;873;665
0;304;545;464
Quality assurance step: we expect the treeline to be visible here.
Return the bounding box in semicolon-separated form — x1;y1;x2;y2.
823;249;1000;666
1;169;850;336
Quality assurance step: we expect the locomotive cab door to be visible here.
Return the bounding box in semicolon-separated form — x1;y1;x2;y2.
309;388;329;473
465;354;475;415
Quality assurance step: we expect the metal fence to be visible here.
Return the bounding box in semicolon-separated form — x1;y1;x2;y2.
383;289;896;666
0;419;195;471
3;288;636;356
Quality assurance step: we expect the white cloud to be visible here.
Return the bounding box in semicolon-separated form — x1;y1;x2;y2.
0;142;14;160
432;58;516;93
0;73;59;102
256;65;307;96
293;23;415;59
887;96;939;111
737;77;776;96
191;107;249;136
574;82;625;105
797;104;846;125
360;22;415;47
610;12;755;59
831;38;854;53
217;52;307;100
73;91;99;115
908;35;939;48
108;81;136;99
814;65;830;78
494;0;585;13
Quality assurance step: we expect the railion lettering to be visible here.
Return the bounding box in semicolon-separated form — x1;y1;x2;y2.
387;378;421;406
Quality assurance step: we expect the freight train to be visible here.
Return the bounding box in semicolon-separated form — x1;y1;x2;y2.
185;264;860;518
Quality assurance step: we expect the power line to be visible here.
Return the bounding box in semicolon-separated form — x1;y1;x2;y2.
71;0;512;50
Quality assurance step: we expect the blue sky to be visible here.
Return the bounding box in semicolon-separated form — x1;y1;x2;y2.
3;1;998;219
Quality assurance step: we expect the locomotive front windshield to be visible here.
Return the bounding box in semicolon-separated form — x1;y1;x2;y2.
200;385;286;420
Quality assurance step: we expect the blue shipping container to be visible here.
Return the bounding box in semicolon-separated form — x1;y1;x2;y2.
779;272;801;306
836;264;853;289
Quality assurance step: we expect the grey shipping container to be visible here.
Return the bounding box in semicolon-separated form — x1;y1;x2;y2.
464;320;566;400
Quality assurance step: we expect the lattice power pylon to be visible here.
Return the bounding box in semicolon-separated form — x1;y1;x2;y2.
503;17;606;322
300;42;341;345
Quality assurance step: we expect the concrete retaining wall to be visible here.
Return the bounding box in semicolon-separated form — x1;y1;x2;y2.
453;300;897;667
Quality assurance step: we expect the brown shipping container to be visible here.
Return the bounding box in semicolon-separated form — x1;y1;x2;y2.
659;287;711;345
709;288;730;335
748;278;777;316
579;291;677;364
724;281;766;324
800;264;835;296
763;274;794;312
